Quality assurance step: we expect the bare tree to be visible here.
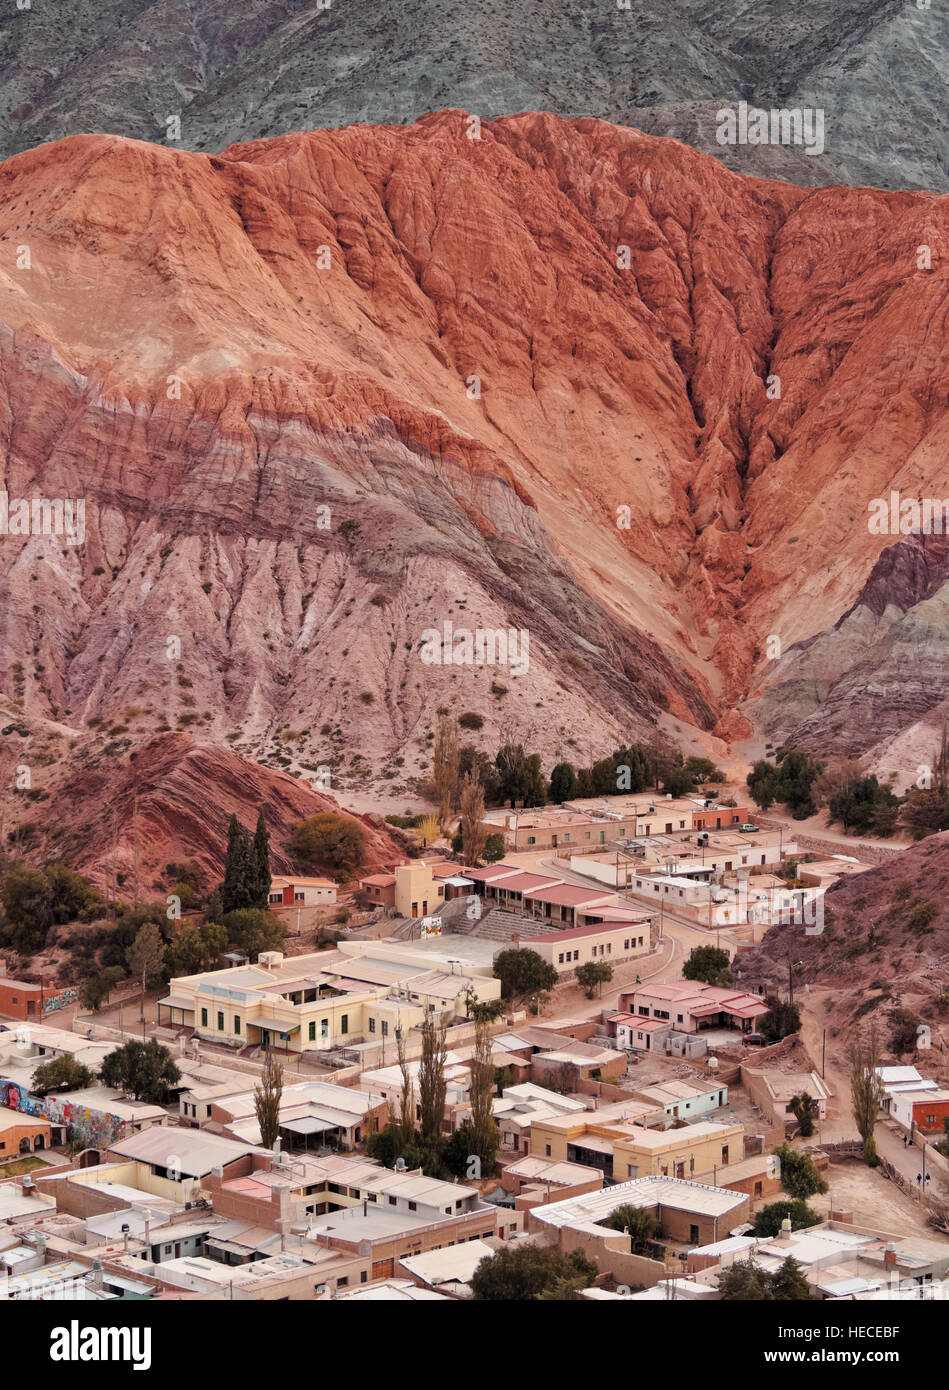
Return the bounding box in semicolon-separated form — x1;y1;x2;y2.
395;1025;414;1149
459;771;487;863
468;1016;497;1169
126;922;165;1023
254;1048;284;1150
418;1013;448;1141
432;714;459;832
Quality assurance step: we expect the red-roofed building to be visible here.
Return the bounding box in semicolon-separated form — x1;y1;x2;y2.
618;981;769;1035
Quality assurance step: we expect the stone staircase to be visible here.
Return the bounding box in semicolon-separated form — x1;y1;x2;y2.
464;908;563;944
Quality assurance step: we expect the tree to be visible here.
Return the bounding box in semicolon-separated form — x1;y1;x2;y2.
126;921;166;1022
0;863;105;954
494;744;546;809
222;908;284;959
753;1199;821;1238
459;772;487;863
682;945;732;987
548;762;578;803
167;921;227;977
80;965;126;1013
418;1014;448;1141
291;812;367;877
221;813;253;913
493;947;558;1003
482;833;506;863
770;1256;814;1301
759;996;801;1044
575;960;613;998
249;811;272;910
717;1258;774;1300
432;714;459;831
458;745;499;803
888;1006;923;1057
100;1039;181;1103
471;1245;597;1301
773;1143;828;1199
466;1016;499;1175
850;1025;883;1165
31;1054;94;1096
718;1255;813;1300
254;1048;284;1150
603;1203;658;1253
787;1093;820;1139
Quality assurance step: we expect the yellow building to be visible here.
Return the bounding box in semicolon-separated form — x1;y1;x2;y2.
613;1120;745;1181
529;1107;743;1185
159;943;501;1054
394;862;446;919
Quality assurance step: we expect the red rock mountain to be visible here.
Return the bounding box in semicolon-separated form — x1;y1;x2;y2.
0;111;947;854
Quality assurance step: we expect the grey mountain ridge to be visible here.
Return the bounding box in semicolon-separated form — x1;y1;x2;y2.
0;0;946;190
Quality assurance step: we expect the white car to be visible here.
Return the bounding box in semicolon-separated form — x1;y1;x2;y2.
738;823;760;832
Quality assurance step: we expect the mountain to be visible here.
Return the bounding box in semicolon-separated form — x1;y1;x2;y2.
0;720;406;892
739;830;949;1050
746;533;949;778
0;111;947;850
0;0;946;191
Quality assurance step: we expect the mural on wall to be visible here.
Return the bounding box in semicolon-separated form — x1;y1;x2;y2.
42;988;79;1014
0;1081;129;1148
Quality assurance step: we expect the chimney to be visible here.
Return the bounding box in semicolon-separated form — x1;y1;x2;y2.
884;1242;897;1267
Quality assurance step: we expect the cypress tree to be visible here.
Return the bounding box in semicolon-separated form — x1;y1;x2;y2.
221;813;252;913
251;810;272;909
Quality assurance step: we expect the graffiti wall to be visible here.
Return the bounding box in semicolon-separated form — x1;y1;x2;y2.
0;1081;129;1148
42;988;79;1015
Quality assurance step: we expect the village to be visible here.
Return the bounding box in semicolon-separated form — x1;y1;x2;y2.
2;780;947;1305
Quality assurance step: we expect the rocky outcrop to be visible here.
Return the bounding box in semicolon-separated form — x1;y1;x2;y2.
3;732;407;892
746;535;949;780
738;830;949;1051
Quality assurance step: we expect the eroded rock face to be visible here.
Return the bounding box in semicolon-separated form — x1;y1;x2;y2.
0;112;947;853
747;535;949;778
3;731;407;892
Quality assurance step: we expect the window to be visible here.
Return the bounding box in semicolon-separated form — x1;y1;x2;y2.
381;1020;388;1037
234;1015;241;1034
200;1008;208;1028
321;1019;329;1038
308;1021;316;1041
558;953;564;964
341;1015;348;1035
689;1224;699;1244
527;836;536;845
721;1145;729;1163
217;1011;224;1031
545;1145;551;1157
369;1018;376;1033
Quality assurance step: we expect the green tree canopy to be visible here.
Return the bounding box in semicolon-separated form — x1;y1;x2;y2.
471;1245;597;1300
493;947;558;1002
31;1054;95;1097
682;945;732;987
291;812;367;876
99;1039;181;1104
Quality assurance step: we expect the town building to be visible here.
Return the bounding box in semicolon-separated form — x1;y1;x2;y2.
268;875;337;907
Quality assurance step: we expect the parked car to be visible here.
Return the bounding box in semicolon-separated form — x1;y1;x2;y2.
742;1033;765;1046
738;823;760;832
